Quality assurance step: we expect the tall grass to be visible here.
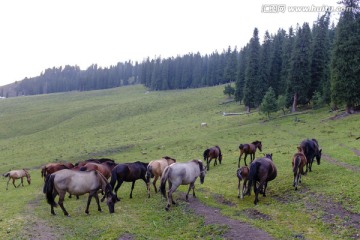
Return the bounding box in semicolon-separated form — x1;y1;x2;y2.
0;84;359;239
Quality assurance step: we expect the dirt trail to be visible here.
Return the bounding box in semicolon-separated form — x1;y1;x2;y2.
182;193;274;240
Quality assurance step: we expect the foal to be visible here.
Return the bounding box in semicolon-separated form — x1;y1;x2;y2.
3;169;31;190
292;147;307;190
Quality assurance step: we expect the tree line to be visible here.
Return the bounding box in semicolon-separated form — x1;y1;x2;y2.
2;0;359;113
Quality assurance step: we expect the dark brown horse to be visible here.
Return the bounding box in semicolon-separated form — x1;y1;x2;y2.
79;161;117;179
300;139;322;172
238;140;262;167
292;147;307;190
203;146;222;170
109;161;149;201
237;166;249;199
246;154;277;205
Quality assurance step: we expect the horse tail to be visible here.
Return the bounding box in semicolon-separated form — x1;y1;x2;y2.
3;172;10;178
293;156;301;173
146;165;153;182
247;162;260;195
44;175;57;207
203;149;210;161
160;166;170;198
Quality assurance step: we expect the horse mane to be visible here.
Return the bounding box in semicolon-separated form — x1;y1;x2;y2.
162;156;176;162
192;159;204;172
252;140;261;145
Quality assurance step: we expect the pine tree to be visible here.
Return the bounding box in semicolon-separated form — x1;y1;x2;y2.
259;87;278;118
235;45;248;103
243;28;261;111
331;0;360;113
258;31;272;104
288;23;312;112
269;29;286;96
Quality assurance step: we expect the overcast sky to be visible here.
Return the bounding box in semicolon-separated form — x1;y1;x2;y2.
0;0;341;86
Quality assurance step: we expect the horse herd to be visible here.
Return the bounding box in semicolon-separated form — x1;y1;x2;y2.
2;138;322;216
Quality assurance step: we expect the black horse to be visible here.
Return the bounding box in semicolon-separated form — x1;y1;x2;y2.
246;154;277;205
300;139;322;173
109;161;149;201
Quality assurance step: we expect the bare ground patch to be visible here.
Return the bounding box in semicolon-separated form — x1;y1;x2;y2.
180;193;274;239
322;154;360;172
22;196;59;240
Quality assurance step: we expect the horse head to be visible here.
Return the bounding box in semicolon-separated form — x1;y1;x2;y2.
104;184;117;213
255;141;263;152
23;169;31;185
316;149;322;165
265;153;273;160
197;160;206;184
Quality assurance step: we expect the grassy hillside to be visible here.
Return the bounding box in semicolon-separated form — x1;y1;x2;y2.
0;84;359;239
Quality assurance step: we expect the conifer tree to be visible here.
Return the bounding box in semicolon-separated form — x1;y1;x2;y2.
243;28;261;111
331;0;360;113
259;87;278;118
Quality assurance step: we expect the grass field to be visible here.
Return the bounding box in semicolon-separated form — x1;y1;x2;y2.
0;84;359;239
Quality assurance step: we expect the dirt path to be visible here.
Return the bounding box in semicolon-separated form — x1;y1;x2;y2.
181;193;274;239
322;153;360;172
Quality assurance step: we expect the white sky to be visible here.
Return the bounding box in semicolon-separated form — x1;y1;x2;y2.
0;0;341;86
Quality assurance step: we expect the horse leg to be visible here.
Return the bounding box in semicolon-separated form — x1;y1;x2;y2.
6;177;11;190
244;154;248;166
50;192;58;215
242;179;248;199
130;181;135;198
58;193;69;216
214;157;217;166
237;178;241;198
94;192;102;212
186;182;195;201
85;192;94;214
238;153;243;168
206;158;210;171
254;181;265;205
114;179;123;201
153;175;159;193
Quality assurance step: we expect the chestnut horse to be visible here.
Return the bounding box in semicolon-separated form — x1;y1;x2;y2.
43;169;117;216
79;161;117;179
292;147;307;190
41;162;74;181
146;156;176;197
238;140;262;167
300;139;322;173
237;166;249;199
203;146;222;171
4;169;31;190
246;154;277;205
160;159;206;211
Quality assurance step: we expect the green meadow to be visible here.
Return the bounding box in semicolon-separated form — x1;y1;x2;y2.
0;84;359;239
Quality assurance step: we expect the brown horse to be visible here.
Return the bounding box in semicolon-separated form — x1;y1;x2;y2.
146;156;176;197
41;162;74;181
203;146;222;170
238;140;262;167
44;169;117;216
292;147;307;190
237;166;249;199
3;169;31;190
79;161;117;179
246;154;277;205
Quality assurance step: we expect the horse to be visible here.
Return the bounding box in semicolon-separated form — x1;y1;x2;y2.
237;166;249;199
3;169;31;190
292;147;307;190
41;162;74;181
238;140;262;167
246;154;277;205
146;156;176;197
300;138;322;172
109;161;149;201
79;161;117;179
43;169;117;216
74;158;115;169
203;146;222;171
160;159;206;211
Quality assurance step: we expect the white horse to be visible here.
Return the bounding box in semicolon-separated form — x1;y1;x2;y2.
160;159;206;211
200;122;208;127
3;169;31;190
